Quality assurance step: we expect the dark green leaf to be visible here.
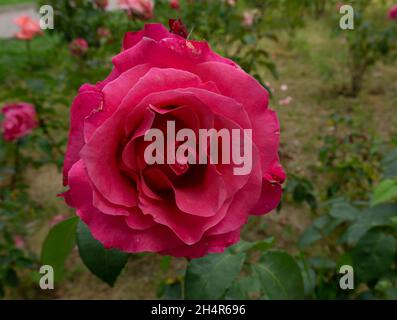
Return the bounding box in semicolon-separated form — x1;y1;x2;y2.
41;217;79;281
352;230;396;283
254;251;304;300
76;221;129;287
371;179;397;206
4;268;19;287
340;204;397;244
184;252;246;299
329;201;359;221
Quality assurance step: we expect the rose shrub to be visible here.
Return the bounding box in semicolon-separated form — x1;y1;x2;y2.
1;103;37;141
62;23;284;258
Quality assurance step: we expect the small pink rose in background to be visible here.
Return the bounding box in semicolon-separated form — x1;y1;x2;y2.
1;103;37;141
13;235;25;249
388;5;397;20
169;0;179;10
69;38;89;57
279;96;293;106
280;84;288;91
242;10;256;27
49;214;68;227
95;0;109;9
118;0;154;19
13;16;43;40
227;0;236;7
97;27;112;42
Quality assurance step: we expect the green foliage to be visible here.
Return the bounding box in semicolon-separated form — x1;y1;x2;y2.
298;147;397;299
39;0;109;45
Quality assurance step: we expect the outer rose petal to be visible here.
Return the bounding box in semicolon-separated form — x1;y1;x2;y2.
63;90;103;185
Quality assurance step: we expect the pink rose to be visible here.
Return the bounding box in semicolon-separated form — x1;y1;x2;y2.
242;10;256;27
95;0;109;9
62;24;284;258
1;102;37;141
69;38;89;57
13;235;25;249
13;15;43;40
170;0;180;10
389;5;397;20
97;27;112;41
118;0;154;19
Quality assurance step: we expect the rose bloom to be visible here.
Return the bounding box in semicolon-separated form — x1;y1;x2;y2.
95;0;109;9
1;103;37;141
170;0;179;10
389;5;397;20
97;27;112;41
69;38;89;57
242;10;256;27
63;23;284;258
13;235;25;249
118;0;154;19
13;15;43;40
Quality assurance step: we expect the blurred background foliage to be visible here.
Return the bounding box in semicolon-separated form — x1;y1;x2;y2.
0;0;397;299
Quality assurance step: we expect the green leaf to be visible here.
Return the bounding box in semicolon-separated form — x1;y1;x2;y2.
76;221;129;287
329;201;360;221
228;238;274;254
352;230;396;283
254;251;304;300
4;268;19;287
340;204;397;244
371;179;397;206
309;257;336;270
298;261;316;297
298;215;342;249
41;217;79;281
382;149;397;179
184;252;246;299
225;273;261;300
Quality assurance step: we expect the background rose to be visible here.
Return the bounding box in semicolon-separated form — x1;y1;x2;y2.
389;5;397;20
63;23;283;258
1;103;37;142
118;0;154;19
69;38;89;57
13;16;43;41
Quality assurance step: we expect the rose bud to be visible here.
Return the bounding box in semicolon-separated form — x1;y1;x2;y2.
169;18;188;38
69;38;89;57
